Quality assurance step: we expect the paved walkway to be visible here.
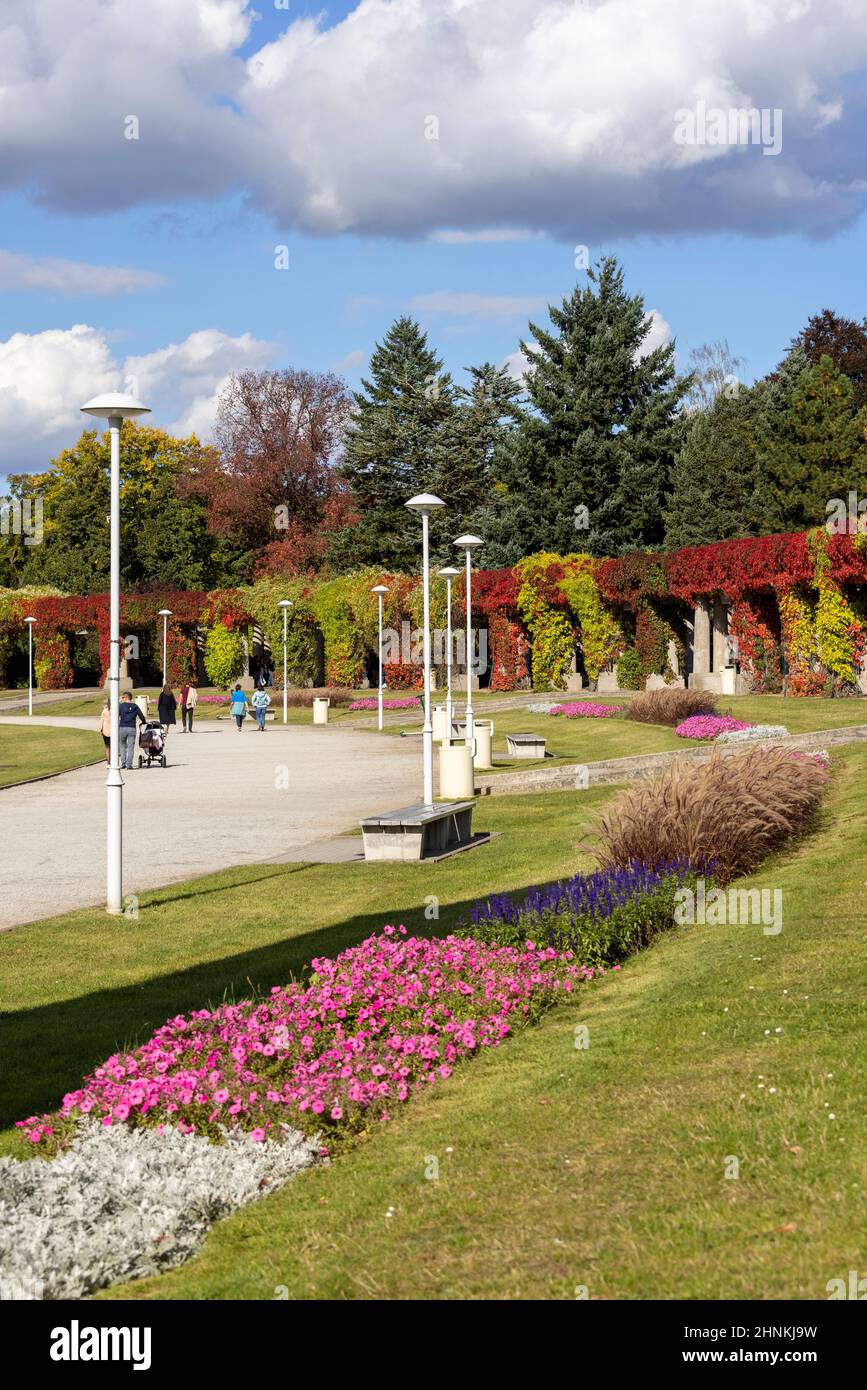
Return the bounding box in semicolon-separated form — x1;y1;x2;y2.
0;716;421;930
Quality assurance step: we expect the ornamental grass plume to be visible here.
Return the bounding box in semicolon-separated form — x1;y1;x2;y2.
596;746;829;884
628;687;718;727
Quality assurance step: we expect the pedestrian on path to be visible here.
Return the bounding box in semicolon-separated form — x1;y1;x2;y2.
158;683;177;735
99;699;111;763
252;686;270;731
180;680;198;732
118;691;146;769
230;683;248;731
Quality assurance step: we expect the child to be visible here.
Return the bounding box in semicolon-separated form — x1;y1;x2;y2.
229;683;248;731
252;685;271;731
99;699;111;762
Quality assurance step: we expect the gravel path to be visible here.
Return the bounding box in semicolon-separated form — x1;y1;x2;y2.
0;716;420;930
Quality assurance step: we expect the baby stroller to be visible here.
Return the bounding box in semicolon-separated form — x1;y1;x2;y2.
138;720;167;768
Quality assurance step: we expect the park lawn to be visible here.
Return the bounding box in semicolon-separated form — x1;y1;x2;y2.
0;785;611;1152
0;724;102;787
99;744;867;1301
29;690;371;726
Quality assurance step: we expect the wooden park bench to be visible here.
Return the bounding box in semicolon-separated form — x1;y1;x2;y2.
361;801;478;862
506;732;547;760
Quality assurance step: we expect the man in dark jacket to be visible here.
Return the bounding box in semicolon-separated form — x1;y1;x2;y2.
118;692;146;769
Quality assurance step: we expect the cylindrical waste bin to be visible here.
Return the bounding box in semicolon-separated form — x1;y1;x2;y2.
438;743;474;799
135;695;149;722
312;697;330;726
472;719;493;770
432;704;450;742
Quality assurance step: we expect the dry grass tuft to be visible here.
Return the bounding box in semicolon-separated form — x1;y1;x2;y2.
628;687;719;726
596;746;828;883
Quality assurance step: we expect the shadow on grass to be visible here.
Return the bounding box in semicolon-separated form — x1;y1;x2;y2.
0;867;555;1133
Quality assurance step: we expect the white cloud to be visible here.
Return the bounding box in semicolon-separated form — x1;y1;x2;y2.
410;291;548;319
334;348;366;372
2;1;866;240
636;310;674;361
501;343;538;385
0;324;276;472
0;249;165;295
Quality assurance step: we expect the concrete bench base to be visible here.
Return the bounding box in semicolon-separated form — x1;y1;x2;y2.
361;800;476;862
506;733;547;759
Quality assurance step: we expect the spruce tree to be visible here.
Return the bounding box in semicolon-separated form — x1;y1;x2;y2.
334;317;455;570
753;351;867;531
664;387;776;547
492;258;690;557
433;362;522;537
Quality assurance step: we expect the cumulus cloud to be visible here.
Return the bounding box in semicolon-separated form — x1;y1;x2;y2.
501;343;538;385
637;310;674;361
0;249;165;295
2;1;866;240
0;324;275;473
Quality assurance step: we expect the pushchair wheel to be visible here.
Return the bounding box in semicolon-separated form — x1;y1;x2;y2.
138;755;143;768
160;755;166;767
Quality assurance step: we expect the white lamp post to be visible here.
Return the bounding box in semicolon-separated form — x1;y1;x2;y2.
371;584;389;731
406;493;445;804
81;392;151;915
278;600;293;724
158;609;172;686
437;567;459;735
454;535;483;750
24;617;36;716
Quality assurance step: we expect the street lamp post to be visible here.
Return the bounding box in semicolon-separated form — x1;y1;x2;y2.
406;493;445;804
278;600;293;724
81;392;151;915
158;609;172;686
371;585;389;731
24;617;36;716
454;535;483;751
437;567;460;736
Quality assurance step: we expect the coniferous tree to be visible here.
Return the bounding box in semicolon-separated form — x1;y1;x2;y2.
664;386;777;547
490;258;690;557
433;362;522;537
333;317;455;570
753;352;867;530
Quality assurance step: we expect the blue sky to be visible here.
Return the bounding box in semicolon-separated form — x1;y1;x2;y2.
2;0;866;478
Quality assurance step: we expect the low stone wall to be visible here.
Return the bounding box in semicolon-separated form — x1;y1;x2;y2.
477;723;867;796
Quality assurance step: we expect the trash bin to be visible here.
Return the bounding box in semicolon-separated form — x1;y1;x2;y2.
472;719;493;770
134;695;149;722
438;743;475;799
432;704;451;742
313;697;330;726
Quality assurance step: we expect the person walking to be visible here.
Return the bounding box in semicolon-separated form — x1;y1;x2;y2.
118;691;146;769
180;680;198;732
158;683;177;736
252;685;270;731
99;699;111;763
229;683;248;732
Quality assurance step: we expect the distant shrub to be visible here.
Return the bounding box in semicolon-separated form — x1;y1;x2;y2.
615;648;644;689
596;747;829;884
204;623;244;689
628;687;718;726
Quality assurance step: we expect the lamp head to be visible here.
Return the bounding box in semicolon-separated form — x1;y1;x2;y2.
158;609;172;617
405;492;445;514
24;616;37;625
454;534;483;551
81;392;150;421
438;566;460;578
370;584;389;595
277;600;294;609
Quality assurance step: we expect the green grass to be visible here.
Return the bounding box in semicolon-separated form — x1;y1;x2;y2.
0;786;609;1151
0;724;102;787
96;744;865;1301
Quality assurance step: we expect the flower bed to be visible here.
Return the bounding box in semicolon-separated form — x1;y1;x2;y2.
19;929;590;1152
675;714;754;740
548;702;621;719
459;861;700;966
716;724;789;744
347;697;420;711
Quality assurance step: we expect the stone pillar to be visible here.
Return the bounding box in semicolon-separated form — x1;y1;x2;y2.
692;601;712;678
712;602;728;673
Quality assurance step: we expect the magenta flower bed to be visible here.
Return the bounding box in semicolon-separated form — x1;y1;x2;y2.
19;929;599;1149
196;695;228;705
347;697;420;711
675;714;754;740
548;702;620;719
